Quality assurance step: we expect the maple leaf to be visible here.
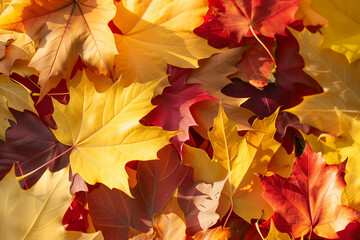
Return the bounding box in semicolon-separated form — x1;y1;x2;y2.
132;145;189;224
287;29;360;135
142;66;216;152
194;0;299;48
0;0;118;96
51;71;176;196
0;74;36;140
260;142;359;239
222;28;322;118
304;109;360;212
0;166;99;239
0;110;70;189
112;0;220;87
87;145;188;238
0;30;35;75
88;184;150;239
307;0;360;63
177;168;227;235
183;104;281;222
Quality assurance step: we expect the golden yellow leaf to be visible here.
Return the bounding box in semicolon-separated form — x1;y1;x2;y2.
52;71;176;196
183;104;281;222
0;74;36;140
0;166;99;239
287;29;360;135
295;0;328;26
304;109;360;211
112;0;220;87
265;220;291;240
310;0;360;63
0;0;118;96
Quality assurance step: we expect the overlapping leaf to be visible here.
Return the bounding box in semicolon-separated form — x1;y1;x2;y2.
260;142;359;239
112;0;219;87
88;145;188;238
183;104;281;222
287;29;360;134
0;110;70;188
222;29;322;118
0;166;99;239
194;0;299;48
142;66;216;152
309;0;360;63
0;74;36;140
51;71;175;196
0;0;118;95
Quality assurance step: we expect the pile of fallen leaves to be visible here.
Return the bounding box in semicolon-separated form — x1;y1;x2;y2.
1;0;360;239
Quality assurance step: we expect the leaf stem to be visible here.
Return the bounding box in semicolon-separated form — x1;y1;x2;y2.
16;161;29;189
249;25;277;69
223;197;233;228
255;211;265;240
16;146;74;181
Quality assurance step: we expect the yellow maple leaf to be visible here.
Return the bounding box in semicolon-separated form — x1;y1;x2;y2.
309;0;360;63
183;104;282;222
0;166;99;239
0;74;36;140
112;0;220;87
0;0;118;96
287;29;360;135
51;71;176;196
304;109;360;212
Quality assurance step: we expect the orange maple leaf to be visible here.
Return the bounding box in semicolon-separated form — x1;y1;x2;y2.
0;0;118;96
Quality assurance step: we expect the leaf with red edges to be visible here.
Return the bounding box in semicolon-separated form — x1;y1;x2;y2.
260;142;359;239
142;66;216;152
194;0;299;48
0;110;70;189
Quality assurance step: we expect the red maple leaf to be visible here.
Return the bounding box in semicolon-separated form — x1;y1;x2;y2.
194;0;299;48
260;142;359;239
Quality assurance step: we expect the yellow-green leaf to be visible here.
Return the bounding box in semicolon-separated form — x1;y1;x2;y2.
287;29;360;135
0;74;36;140
52;71;176;196
0;166;99;239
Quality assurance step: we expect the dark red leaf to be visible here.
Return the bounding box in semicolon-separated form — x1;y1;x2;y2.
142;66;216;153
0;110;70;189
